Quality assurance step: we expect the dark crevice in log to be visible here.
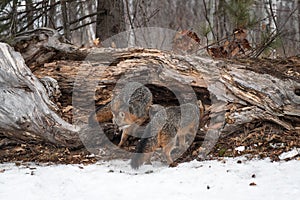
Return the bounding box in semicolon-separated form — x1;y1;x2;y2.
192;86;212;105
146;84;180;106
295;88;300;96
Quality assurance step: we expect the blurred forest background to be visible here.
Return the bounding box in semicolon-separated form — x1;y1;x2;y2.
0;0;299;57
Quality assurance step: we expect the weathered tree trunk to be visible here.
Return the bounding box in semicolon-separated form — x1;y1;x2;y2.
60;0;71;41
25;0;34;30
0;35;299;153
13;28;87;71
96;0;126;41
0;43;81;148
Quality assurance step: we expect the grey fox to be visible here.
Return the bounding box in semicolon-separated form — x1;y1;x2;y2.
110;82;153;147
130;103;200;169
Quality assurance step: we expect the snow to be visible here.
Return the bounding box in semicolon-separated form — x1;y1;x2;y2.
235;146;245;152
279;148;300;160
0;157;299;200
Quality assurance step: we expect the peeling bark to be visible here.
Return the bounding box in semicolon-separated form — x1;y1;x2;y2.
0;43;81;147
12;27;87;70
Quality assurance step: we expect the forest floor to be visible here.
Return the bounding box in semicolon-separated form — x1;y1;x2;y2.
0;56;300;165
0;124;299;165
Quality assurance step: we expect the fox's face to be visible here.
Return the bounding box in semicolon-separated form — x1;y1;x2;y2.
111;99;138;129
111;110;138;129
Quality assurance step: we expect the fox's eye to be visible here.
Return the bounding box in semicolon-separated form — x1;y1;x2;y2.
119;112;125;118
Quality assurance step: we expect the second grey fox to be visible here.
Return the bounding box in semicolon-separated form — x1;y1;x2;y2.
111;82;153;147
130;103;200;169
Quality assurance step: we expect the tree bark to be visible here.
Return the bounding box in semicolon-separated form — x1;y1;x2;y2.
0;42;81;148
11;0;18;36
13;27;87;70
48;0;57;29
96;0;126;41
25;0;34;30
61;0;71;41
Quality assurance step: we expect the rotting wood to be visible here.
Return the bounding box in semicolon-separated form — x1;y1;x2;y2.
12;27;88;71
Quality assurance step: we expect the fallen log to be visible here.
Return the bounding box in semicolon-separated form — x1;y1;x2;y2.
0;43;81;147
0;37;299;157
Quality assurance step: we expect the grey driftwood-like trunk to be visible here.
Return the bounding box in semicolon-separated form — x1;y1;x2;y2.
0;35;299;152
0;43;81;147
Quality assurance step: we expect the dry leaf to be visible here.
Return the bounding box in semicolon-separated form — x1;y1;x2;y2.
111;42;116;48
241;39;251;50
13;147;25;153
230;46;240;57
234;29;247;40
93;38;101;47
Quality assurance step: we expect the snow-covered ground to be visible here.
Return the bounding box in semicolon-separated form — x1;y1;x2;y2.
0;157;299;200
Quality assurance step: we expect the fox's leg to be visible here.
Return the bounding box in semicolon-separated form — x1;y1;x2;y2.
118;128;129;147
162;139;175;164
178;121;198;150
177;132;186;149
144;152;153;165
118;124;139;147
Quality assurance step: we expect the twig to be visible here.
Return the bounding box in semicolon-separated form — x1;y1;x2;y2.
56;11;105;31
192;31;237;54
252;30;284;58
202;0;217;42
252;7;297;58
124;0;134;30
70;21;96;32
268;0;286;57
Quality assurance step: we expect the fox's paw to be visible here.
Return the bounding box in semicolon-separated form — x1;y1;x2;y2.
145;160;152;165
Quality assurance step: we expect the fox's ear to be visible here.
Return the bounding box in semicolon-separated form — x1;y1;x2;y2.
129;106;134;114
134;103;148;118
149;104;164;119
129;103;141;117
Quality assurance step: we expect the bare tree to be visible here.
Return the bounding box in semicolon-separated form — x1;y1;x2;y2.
11;0;18;35
96;0;125;41
25;0;34;30
61;0;71;41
